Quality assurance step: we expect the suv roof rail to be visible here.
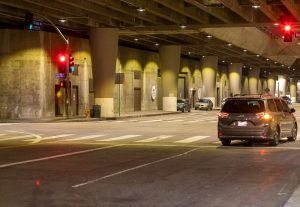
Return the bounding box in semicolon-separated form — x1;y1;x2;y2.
232;94;274;98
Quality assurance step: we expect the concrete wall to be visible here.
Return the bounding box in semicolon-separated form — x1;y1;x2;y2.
0;29;92;119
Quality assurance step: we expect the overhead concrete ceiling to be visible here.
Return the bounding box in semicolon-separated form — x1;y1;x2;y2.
1;0;300;76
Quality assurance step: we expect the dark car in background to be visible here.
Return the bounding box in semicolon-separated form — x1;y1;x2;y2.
195;98;213;110
281;96;292;105
177;99;191;112
218;95;297;146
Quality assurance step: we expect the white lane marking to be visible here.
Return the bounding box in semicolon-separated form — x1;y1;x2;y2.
72;148;198;188
135;135;174;143
62;135;105;141
100;135;141;142
186;120;202;123
0;135;32;141
0;134;7;137
41;134;74;141
140;119;162;123
115;121;127;123
167;119;184;123
175;136;209;143
0;145;123;169
0;123;15;126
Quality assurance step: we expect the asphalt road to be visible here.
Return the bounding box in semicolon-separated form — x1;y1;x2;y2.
1;110;300;207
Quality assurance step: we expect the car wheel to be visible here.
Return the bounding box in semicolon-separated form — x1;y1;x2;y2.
221;139;231;146
288;123;297;142
269;129;280;146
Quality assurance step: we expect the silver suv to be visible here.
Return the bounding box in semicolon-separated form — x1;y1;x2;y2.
218;95;297;146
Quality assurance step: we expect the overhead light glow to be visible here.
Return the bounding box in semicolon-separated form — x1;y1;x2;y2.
252;5;260;8
180;24;187;29
137;7;145;12
59;18;67;23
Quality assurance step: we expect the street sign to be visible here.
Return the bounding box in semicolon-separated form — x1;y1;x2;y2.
32;20;43;31
55;73;66;79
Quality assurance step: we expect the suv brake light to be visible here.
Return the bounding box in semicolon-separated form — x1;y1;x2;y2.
218;112;229;118
256;112;272;121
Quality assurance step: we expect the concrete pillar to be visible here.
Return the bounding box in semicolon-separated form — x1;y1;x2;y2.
278;75;287;97
159;45;181;111
242;77;249;95
201;56;217;107
267;75;276;96
228;63;242;96
290;78;296;102
297;82;300;102
248;68;260;94
89;28;119;117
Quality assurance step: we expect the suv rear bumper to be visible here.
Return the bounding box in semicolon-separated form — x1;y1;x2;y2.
218;125;273;140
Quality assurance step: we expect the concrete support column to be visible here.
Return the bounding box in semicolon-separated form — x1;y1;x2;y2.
278;75;287;97
89;28;119;117
297;82;300;102
201;56;217;107
159;45;181;111
290;78;296;102
267;75;276;96
248;68;260;94
228;63;242;96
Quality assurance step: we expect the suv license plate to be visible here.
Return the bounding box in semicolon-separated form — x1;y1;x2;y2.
238;121;247;126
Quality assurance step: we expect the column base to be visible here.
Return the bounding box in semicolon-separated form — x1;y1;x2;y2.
95;98;114;117
163;97;177;112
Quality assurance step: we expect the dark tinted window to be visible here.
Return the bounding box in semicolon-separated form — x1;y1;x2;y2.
267;99;277;112
281;99;290;112
222;99;265;113
177;99;184;103
274;99;283;112
199;99;209;103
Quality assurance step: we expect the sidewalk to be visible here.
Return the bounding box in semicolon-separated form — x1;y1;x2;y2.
0;110;181;123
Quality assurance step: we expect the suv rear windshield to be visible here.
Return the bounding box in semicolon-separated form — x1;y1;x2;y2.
222;99;265;113
198;99;209;103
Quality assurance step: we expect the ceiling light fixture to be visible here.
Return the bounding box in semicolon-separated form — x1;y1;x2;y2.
137;7;146;12
180;24;187;29
134;38;139;41
243;49;247;52
206;35;212;38
227;43;232;46
155;43;159;46
59;18;67;23
252;5;260;8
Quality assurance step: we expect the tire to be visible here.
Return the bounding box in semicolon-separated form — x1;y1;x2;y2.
221;139;231;146
269;129;280;146
288;123;297;142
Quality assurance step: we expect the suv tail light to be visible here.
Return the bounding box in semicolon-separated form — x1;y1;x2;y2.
218;112;229;118
256;112;272;121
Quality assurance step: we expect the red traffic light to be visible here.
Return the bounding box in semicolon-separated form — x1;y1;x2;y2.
58;54;67;63
284;24;291;31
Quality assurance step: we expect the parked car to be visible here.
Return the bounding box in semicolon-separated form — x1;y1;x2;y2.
218;95;297;146
281;96;292;105
195;98;213;111
177;99;191;112
221;98;228;107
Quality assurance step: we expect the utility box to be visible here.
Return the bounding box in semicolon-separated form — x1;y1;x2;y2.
91;105;101;118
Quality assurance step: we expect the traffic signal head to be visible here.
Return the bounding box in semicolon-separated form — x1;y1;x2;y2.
24;12;33;30
281;22;294;42
56;53;67;72
69;55;75;73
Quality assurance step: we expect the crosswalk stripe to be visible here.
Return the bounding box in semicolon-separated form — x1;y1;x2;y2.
186;120;202;123
167;119;184;123
100;135;141;142
0;135;32;141
0;123;15;126
62;135;105;141
115;121;127;123
175;136;209;143
41;134;74;140
135;135;174;143
140;119;162;123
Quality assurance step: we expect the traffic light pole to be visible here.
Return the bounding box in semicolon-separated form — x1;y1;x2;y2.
35;13;70;118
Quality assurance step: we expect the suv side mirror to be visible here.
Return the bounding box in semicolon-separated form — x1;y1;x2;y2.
290;108;296;113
